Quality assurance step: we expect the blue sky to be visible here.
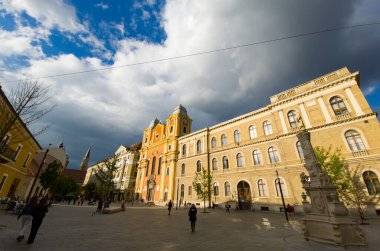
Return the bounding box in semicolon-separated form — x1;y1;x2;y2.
0;0;379;168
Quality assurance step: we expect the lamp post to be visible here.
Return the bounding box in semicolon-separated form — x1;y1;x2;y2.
176;176;179;210
26;146;50;203
276;170;289;222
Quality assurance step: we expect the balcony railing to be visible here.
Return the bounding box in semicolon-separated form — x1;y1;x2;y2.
336;112;352;121
352;150;368;157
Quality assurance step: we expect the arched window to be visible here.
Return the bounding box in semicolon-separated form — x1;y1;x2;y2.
258;179;268;197
236;153;244;167
330;96;348;115
213;182;219;196
234;130;241;143
181;163;186;175
363;171;380;195
287;110;298;129
196;160;202;172
183;126;187;134
249;125;258;139
151;157;156;175
146;160;150;177
268;147;280;163
182;144;186;156
158;157;162;175
221;134;227;146
252;150;263;165
197;140;202;153
222;156;229;169
180;184;185;198
275;177;288;197
263;120;273;135
212;158;218;170
296;141;304;160
345;130;366;152
211;137;217;148
224;181;231;196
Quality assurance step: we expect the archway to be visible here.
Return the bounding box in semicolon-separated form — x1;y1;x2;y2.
237;180;252;210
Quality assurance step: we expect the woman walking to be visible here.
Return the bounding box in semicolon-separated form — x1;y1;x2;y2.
16;197;38;242
188;204;197;232
168;200;173;216
27;198;48;244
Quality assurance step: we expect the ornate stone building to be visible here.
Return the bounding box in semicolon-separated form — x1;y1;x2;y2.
176;67;380;211
135;105;191;205
83;143;141;201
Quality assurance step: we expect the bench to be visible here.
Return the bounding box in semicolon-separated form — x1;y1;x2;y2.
102;207;124;214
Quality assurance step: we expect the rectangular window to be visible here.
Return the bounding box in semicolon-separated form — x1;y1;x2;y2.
13;145;22;161
22;153;31;168
0;174;8;192
188;186;192;196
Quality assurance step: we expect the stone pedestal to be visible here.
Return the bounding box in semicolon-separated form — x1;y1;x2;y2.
297;130;366;247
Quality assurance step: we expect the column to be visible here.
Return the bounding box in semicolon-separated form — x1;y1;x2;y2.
317;97;333;123
345;87;364;116
159;157;166;200
278;110;288;134
299;103;312;128
168;160;176;200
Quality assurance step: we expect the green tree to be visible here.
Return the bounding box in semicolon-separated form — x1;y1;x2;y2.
39;161;62;195
192;167;213;213
314;146;378;223
54;175;80;198
83;182;97;199
95;154;120;199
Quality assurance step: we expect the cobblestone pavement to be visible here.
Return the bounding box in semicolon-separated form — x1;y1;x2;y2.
0;204;379;251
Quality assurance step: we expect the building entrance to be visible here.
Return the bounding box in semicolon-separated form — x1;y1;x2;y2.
237;181;252;210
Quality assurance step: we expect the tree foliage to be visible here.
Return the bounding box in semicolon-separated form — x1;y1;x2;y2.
83;182;97;199
95;154;120;199
0;80;55;143
39;161;80;198
314;146;378;223
192;167;213;212
39;161;62;194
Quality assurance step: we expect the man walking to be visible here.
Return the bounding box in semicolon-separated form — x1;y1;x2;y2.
168;200;173;216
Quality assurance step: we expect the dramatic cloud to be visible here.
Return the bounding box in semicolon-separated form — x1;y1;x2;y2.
1;0;379;167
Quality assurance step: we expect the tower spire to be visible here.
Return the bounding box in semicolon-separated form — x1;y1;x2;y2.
79;146;91;171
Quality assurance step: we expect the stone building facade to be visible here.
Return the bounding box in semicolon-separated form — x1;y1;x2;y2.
176;67;380;211
83;143;141;201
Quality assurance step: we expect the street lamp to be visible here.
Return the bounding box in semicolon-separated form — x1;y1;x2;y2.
176;176;179;210
26;145;50;203
276;170;289;222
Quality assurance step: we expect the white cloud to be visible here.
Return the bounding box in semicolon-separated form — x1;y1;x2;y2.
95;2;109;10
1;0;85;33
0;26;48;58
363;85;378;95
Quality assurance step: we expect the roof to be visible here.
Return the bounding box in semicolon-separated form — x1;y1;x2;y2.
63;169;86;184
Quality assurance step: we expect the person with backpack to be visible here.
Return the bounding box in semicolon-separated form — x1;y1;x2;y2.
16;197;38;242
188;204;197;232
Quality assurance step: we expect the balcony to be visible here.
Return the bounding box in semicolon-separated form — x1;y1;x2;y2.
336;112;352;121
0;145;16;163
352;150;368;157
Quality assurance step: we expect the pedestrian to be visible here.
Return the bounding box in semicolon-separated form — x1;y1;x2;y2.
235;203;239;212
168;200;173;215
16;197;38;242
188;204;197;232
94;198;103;215
73;196;78;205
184;201;187;208
225;203;230;212
27;197;48;244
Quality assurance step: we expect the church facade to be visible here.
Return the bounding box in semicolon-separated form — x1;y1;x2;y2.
135;105;192;205
175;67;380;211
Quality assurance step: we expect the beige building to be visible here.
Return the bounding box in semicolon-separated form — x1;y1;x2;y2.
176;67;380;211
83;143;141;201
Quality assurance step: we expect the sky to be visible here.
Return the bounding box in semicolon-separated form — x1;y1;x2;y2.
0;0;379;168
